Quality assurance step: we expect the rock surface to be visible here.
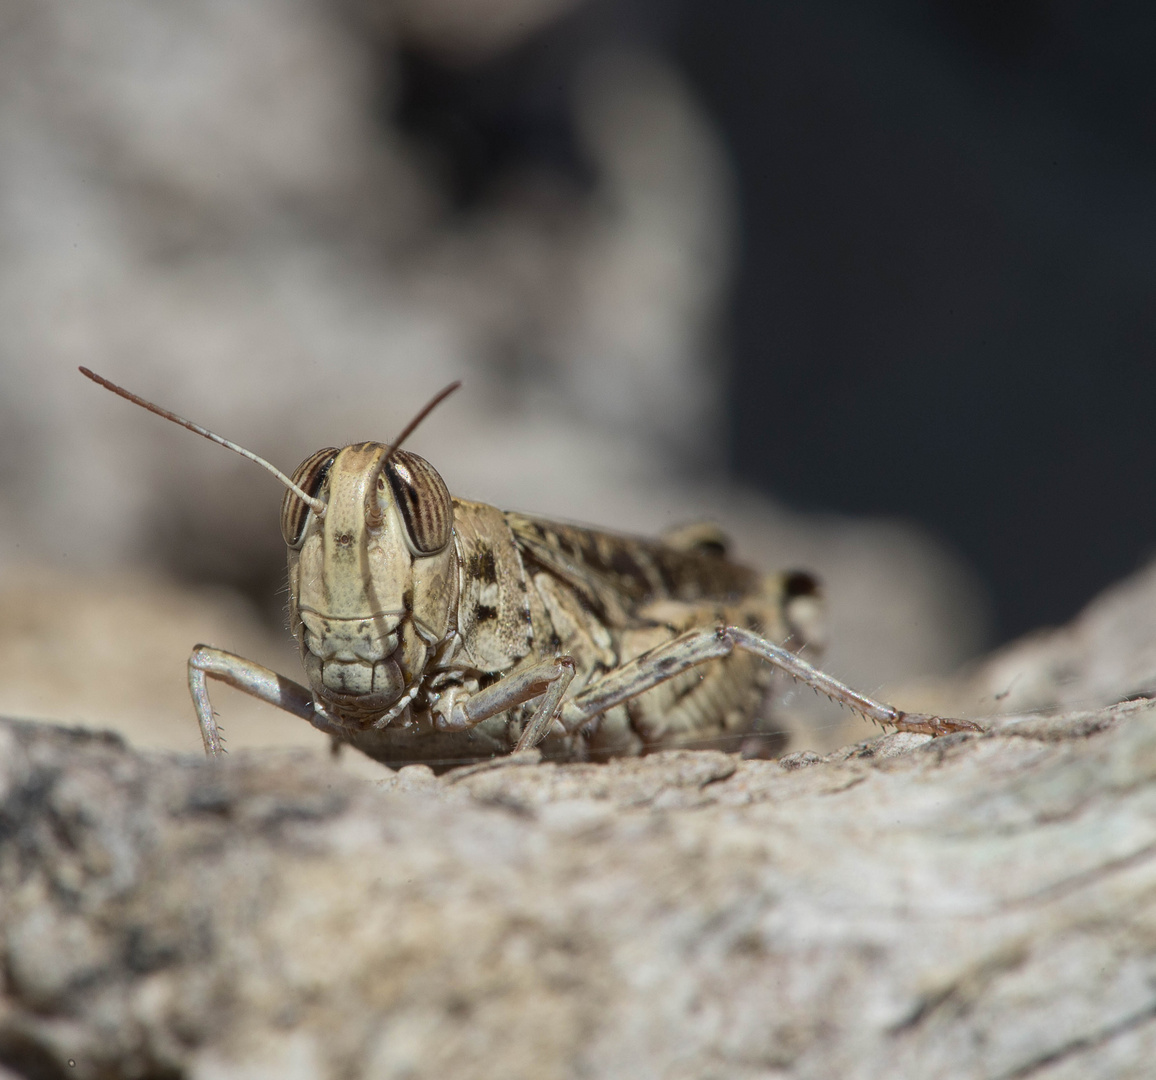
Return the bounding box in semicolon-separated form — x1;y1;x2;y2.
956;559;1156;717
2;695;1154;1079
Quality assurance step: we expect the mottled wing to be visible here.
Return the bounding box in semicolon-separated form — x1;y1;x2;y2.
504;512;759;628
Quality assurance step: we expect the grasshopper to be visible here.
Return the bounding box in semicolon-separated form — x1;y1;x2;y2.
81;367;978;770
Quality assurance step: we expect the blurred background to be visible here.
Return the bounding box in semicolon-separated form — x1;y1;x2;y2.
1;0;1152;761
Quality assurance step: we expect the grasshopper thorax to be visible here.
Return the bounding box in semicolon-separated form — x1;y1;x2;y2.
284;443;460;723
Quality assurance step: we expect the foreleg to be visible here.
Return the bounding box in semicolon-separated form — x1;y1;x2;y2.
188;645;342;757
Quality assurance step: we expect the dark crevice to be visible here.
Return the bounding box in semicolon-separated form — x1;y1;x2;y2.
996;999;1156;1080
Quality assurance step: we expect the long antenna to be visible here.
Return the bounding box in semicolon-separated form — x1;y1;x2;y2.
79;367;327;515
383;380;461;463
361;379;462;529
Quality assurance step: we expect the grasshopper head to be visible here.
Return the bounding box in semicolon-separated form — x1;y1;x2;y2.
77;368;462;727
283;443;459;722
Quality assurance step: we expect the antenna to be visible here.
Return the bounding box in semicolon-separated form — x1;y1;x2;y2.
383;381;461;464
362;379;461;529
78;367;328;516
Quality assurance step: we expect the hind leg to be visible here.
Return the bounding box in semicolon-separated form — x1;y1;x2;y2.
557;624;981;748
584;599;781;756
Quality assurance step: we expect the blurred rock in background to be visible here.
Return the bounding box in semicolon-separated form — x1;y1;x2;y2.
0;0;989;759
935;558;1156;722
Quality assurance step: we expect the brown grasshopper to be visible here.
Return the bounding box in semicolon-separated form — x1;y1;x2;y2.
81;367;979;770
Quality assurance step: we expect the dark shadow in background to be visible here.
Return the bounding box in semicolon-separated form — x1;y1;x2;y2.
675;0;1156;641
389;0;1156;643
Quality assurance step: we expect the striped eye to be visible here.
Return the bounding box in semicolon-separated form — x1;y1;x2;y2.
385;450;453;554
280;447;337;549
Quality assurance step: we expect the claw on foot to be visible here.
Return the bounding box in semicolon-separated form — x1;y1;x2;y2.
892;712;984;737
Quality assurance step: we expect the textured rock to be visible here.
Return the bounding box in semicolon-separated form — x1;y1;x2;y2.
958;559;1156;716
1;695;1154;1079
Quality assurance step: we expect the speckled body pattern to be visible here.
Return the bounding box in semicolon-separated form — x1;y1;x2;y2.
285;443;820;768
80;366;977;772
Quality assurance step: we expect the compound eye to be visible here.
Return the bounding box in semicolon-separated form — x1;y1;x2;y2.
386;450;453;554
280;447;337;549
